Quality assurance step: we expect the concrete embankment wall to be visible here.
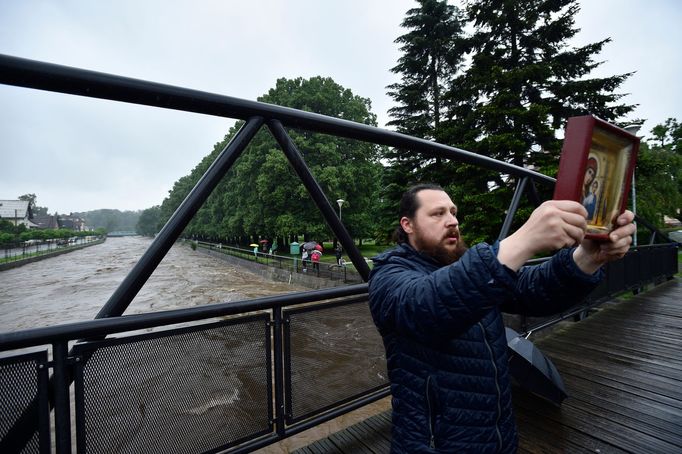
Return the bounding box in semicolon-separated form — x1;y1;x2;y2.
0;238;106;272
197;247;356;289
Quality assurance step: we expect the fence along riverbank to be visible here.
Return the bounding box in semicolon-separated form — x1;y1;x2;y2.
194;240;365;289
0;236;106;272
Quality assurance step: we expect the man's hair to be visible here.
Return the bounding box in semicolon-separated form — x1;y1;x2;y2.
393;183;445;244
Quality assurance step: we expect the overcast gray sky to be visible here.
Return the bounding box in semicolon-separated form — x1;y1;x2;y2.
1;1;680;214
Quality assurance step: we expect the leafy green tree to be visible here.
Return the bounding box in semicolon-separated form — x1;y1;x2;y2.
455;0;637;241
136;206;162;236
161;76;382;246
74;209;141;232
635;119;682;227
17;193;49;216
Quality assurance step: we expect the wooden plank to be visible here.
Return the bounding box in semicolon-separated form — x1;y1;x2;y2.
555;320;682;350
545;348;682;398
550;357;682;412
357;417;391;444
513;391;680;453
558;372;682;427
560;389;682;447
540;339;682;382
345;421;391;453
515;403;627;453
328;428;377;454
543;337;682;376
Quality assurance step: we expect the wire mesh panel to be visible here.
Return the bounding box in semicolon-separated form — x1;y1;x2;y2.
284;298;387;423
0;351;50;454
73;315;271;454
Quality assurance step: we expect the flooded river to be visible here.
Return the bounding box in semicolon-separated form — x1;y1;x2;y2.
0;236;302;332
0;236;388;453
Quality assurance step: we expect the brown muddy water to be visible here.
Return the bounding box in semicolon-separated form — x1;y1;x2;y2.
0;236;390;453
0;236;302;331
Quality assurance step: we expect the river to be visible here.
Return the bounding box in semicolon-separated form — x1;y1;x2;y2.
0;236;303;332
0;236;389;453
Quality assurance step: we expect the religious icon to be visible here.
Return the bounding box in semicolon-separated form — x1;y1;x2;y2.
553;116;639;240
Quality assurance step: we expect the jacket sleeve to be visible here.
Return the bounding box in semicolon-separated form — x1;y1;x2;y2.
368;243;518;344
501;247;603;316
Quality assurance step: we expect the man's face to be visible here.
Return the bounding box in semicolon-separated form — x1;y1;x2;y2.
401;189;467;265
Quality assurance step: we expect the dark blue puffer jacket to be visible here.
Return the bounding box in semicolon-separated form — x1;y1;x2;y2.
368;242;602;453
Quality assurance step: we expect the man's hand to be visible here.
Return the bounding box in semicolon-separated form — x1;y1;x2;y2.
499;200;588;271
572;210;636;275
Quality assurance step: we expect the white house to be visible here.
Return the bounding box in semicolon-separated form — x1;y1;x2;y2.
0;200;38;227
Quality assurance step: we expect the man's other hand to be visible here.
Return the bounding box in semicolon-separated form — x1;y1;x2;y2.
573;210;636;274
499;200;588;271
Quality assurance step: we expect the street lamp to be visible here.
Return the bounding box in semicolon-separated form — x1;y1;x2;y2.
336;199;345;221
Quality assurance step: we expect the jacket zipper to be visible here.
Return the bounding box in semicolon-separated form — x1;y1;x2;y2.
425;375;436;449
479;322;503;450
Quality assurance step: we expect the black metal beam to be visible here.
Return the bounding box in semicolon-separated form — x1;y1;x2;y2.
498;177;529;241
0;53;555;185
0;284;369;351
267;120;371;281
96;117;264;319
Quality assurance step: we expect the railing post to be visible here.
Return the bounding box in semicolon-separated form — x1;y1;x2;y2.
272;308;286;437
267;120;371;282
53;341;72;454
498;176;529;241
96;116;264;319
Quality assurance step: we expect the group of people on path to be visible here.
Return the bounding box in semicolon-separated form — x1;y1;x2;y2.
301;243;345;273
301;246;322;272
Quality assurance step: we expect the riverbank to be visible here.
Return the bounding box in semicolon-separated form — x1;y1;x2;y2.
0;237;106;272
194;243;364;289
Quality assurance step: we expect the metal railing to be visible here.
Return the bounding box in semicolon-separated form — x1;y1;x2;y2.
0;53;679;453
0;285;388;454
195;241;364;284
519;243;679;335
1;236;105;267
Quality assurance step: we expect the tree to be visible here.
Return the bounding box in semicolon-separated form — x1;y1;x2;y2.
378;0;466;241
161;76;382;246
17;193;48;216
635;118;682;227
136;206;162;236
74;209;141;232
445;0;636;242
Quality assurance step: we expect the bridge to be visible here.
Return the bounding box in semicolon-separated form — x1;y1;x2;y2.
0;54;679;454
107;230;138;237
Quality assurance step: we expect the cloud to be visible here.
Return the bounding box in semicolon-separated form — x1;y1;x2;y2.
1;0;679;213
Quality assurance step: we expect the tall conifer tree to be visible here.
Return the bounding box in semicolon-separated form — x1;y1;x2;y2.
447;0;637;242
377;0;465;241
461;0;635;170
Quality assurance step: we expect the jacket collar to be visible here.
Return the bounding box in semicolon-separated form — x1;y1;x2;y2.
372;242;443;268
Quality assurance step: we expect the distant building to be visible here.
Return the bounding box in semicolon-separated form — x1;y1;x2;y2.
32;214;60;229
0;200;38;227
58;214;86;231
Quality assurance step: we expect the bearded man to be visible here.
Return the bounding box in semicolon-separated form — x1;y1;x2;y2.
368;183;635;453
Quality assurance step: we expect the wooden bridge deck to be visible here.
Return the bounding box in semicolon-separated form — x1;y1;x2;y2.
293;278;682;454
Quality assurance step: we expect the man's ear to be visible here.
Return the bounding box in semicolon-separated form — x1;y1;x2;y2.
400;216;413;234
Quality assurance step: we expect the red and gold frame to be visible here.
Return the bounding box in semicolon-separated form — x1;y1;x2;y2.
553;115;640;240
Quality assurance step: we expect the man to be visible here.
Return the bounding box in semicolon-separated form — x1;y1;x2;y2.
368;183;635;453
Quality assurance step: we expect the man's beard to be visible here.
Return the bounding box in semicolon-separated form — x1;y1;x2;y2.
412;230;468;266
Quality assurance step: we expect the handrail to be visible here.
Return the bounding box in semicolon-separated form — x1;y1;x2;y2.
0;53;554;185
0;284;368;351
